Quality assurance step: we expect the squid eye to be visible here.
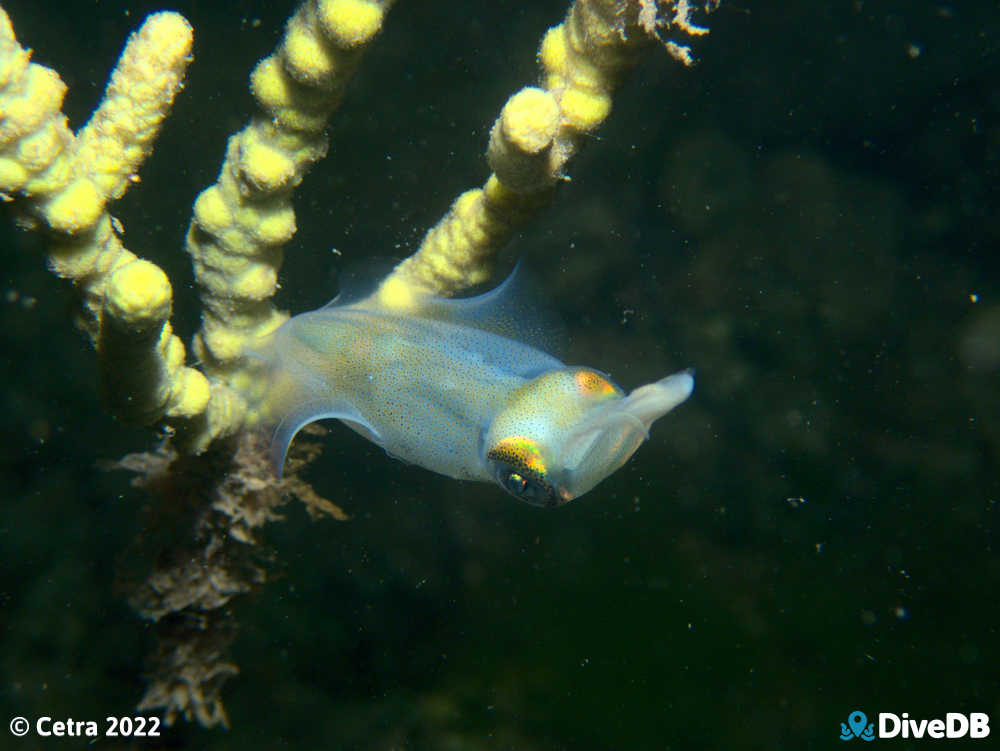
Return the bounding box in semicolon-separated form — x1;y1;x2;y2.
486;435;560;506
495;465;557;507
502;470;530;496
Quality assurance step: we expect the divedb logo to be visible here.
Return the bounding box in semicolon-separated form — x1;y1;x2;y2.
840;710;990;741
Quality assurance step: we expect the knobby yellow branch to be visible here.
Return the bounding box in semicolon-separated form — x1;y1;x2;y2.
0;9;245;449
187;0;396;421
376;0;714;309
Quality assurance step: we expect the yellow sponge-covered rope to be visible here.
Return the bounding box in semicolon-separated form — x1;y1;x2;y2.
187;0;394;401
0;8;243;449
379;0;709;303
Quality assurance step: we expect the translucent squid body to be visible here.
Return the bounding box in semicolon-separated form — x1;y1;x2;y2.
251;270;693;506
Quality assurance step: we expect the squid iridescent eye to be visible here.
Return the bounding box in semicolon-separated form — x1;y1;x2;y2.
495;465;557;507
487;435;560;507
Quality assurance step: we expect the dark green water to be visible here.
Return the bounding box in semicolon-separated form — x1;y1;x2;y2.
1;1;997;748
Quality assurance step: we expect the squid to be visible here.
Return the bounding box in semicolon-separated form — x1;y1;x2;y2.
250;269;693;506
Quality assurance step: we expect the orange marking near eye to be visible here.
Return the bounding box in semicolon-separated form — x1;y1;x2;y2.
575;370;617;397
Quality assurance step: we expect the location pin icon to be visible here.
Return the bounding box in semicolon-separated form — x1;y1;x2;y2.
848;711;868;738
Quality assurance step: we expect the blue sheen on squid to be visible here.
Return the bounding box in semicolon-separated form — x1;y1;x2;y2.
248;268;693;506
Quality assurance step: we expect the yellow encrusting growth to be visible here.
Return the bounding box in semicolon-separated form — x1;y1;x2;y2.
41;178;104;234
380;1;716;299
105;258;172;325
380;0;659;298
99;258;209;426
0;14;71;196
240;142;297;192
187;0;395;412
487;87;561;193
318;0;385;47
69;12;194;203
0;7;242;449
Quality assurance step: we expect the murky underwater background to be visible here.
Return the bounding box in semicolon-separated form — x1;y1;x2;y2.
1;0;997;748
